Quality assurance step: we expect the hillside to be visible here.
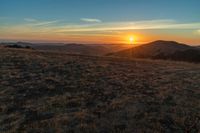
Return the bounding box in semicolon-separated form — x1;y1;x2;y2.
0;47;200;132
0;42;131;56
108;40;200;62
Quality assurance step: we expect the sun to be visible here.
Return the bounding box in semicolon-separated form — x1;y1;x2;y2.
129;36;135;44
124;34;139;45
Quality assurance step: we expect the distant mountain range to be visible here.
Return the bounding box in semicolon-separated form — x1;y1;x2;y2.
0;42;131;56
107;40;200;63
1;41;200;62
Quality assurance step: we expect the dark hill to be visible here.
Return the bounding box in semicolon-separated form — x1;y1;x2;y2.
108;40;200;62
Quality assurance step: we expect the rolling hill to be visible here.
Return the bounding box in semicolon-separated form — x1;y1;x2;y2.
33;43;110;55
0;42;131;56
108;40;200;62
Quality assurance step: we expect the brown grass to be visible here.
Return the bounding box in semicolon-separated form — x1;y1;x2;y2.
0;47;200;133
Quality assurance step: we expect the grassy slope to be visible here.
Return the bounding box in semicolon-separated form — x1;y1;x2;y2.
0;47;200;133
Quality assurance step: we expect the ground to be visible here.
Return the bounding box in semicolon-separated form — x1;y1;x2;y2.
0;47;200;133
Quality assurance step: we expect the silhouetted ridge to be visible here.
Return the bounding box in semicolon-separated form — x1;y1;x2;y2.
108;40;200;63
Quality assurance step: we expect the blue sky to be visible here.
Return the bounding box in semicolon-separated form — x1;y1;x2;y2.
1;0;200;22
0;0;200;44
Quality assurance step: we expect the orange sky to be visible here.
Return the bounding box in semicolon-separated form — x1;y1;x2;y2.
1;1;200;45
1;21;200;45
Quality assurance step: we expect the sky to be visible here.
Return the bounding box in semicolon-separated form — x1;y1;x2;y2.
0;0;200;45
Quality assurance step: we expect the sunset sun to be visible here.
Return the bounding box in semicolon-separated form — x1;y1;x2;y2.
129;36;134;44
128;35;137;45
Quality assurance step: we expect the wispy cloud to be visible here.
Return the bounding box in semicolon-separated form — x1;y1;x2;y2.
1;19;200;43
24;18;60;26
81;18;102;23
31;20;59;26
1;19;199;36
56;19;200;33
1;19;200;34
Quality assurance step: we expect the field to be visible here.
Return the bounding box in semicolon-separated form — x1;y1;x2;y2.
0;47;200;133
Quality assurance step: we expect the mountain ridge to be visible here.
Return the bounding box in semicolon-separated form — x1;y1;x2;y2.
107;40;200;62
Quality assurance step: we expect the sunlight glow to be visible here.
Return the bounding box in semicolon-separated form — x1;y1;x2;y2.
129;36;134;43
129;36;136;45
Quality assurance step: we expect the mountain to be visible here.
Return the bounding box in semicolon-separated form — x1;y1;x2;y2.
0;42;130;56
108;40;200;62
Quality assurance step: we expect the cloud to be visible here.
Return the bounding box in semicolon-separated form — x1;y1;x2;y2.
1;19;200;39
30;20;59;26
55;19;200;33
0;18;61;35
81;18;102;23
24;18;60;26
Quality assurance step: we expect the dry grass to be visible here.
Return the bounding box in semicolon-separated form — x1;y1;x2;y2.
0;47;200;133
